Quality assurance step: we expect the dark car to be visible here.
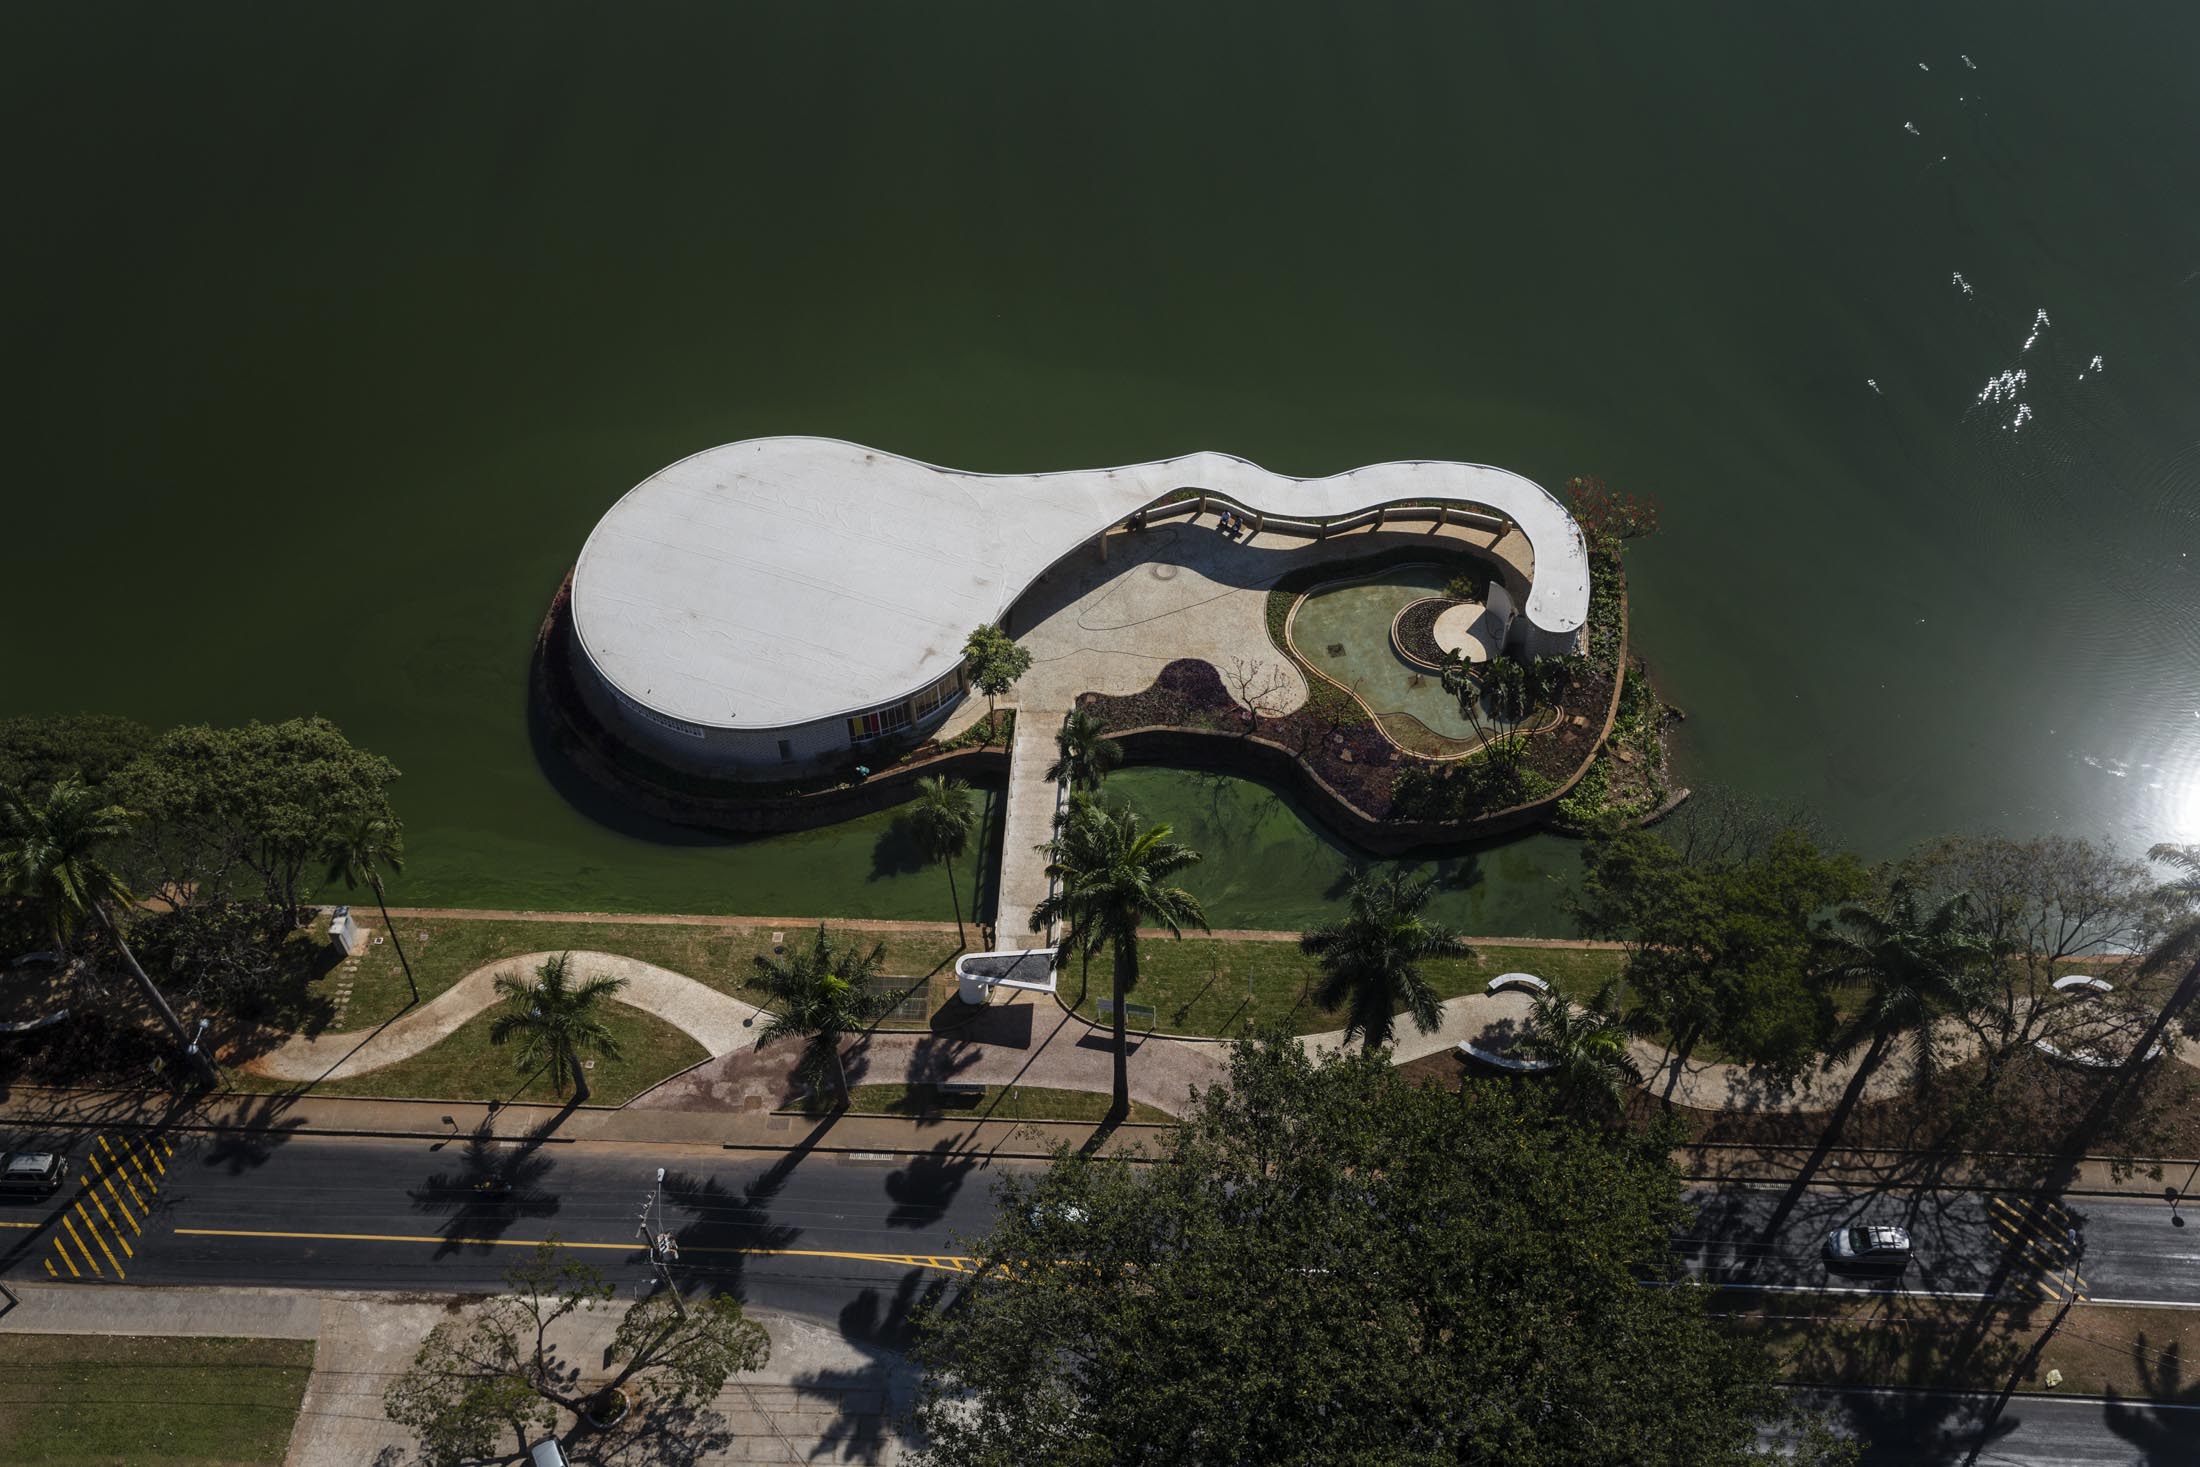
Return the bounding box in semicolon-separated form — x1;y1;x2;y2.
1825;1223;1912;1270
0;1151;68;1198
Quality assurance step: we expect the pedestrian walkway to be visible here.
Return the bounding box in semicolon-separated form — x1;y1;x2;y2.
244;952;764;1083
0;1281;919;1465
993;708;1066;945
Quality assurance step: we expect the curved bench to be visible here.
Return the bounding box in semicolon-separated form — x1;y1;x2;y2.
1485;973;1551;996
0;1008;70;1035
1455;1040;1556;1074
2052;974;2114;995
2033;1036;2165;1069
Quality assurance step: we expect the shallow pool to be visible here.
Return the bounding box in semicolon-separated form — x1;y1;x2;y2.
1287;564;1473;746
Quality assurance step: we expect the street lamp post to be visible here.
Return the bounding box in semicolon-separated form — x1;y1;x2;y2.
182;1017;220;1088
637;1167;684;1317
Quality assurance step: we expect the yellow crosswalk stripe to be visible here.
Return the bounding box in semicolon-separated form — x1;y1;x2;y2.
52;1235;81;1279
82;1188;132;1258
75;1202;125;1278
97;1173;140;1236
60;1216;100;1277
136;1138;166;1177
122;1142;158;1192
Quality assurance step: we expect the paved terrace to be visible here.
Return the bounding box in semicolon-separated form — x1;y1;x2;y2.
962;509;1534;939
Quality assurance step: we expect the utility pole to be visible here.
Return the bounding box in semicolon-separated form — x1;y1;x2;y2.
637;1167;684;1317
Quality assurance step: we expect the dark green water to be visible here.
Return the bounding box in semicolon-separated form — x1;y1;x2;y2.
5;4;2198;928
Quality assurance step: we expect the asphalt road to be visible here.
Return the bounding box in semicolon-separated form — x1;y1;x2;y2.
0;1125;1018;1335
1679;1182;2200;1306
1789;1386;2200;1466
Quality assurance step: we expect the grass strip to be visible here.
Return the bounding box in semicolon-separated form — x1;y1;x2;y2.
0;1334;315;1466
233;998;707;1105
1719;1293;2200;1402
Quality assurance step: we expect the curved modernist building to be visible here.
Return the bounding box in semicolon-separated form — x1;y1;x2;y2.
569;436;1589;775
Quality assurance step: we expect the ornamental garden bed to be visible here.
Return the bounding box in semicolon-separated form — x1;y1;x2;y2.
1077;544;1629;839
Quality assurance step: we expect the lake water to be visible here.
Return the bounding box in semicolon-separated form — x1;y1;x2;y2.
4;3;2198;930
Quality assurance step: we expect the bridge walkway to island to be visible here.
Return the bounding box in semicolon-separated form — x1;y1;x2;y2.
993;704;1068;948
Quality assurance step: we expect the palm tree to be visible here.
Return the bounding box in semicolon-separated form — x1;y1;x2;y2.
903;776;977;948
488;952;627;1102
752;925;892;1107
1031;801;1208;1122
0;779;203;1074
324;813;416;1002
1298;870;1473;1050
1045;709;1121;794
1519;981;1644;1118
1821;880;1989;1096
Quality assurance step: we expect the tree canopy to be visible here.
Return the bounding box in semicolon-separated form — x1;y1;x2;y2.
913;1036;1817;1466
112;715;401;912
1573;824;1864;1095
0;713;154;794
384;1239;769;1467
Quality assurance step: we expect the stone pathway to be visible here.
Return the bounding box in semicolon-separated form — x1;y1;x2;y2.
242;951;765;1083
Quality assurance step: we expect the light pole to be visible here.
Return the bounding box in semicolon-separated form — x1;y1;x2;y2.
637;1167;684;1317
182;1017;220;1088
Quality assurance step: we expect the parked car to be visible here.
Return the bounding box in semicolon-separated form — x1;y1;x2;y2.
0;1151;68;1198
1825;1223;1912;1269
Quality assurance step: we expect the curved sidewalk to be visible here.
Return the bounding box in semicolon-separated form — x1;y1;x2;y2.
243;951;765;1083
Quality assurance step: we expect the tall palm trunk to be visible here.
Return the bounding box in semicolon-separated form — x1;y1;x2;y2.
1109;934;1138;1123
97;904;214;1085
944;859;966;948
569;1045;592;1103
370;873;419;1004
1659;1022;1703;1108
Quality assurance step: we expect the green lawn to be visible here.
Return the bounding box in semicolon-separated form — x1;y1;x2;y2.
234;998;707;1106
838;1082;1177;1123
0;1335;314;1467
343;915;962;1029
1068;938;1628;1038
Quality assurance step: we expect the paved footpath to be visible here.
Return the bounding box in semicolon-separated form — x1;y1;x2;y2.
0;1281;919;1465
246;951;764;1083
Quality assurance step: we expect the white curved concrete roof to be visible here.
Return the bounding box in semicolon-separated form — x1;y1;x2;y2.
572;436;1589;732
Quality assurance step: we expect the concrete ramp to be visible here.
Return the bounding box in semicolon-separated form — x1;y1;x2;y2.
996;710;1066;944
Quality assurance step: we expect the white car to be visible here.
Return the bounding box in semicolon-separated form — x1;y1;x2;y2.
1825;1224;1912;1269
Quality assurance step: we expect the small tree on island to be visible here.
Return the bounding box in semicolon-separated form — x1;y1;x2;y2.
961;624;1033;737
384;1238;769;1467
1045;709;1121;794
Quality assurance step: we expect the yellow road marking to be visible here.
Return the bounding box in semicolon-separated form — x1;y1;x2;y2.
159;1138;173;1159
51;1235;81;1278
97;1174;140;1236
100;1134;156;1194
81;1189;132;1258
172;1227;977;1271
60;1217;99;1277
42;1258;56;1278
74;1202;124;1278
124;1134;165;1181
0;1221;38;1229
